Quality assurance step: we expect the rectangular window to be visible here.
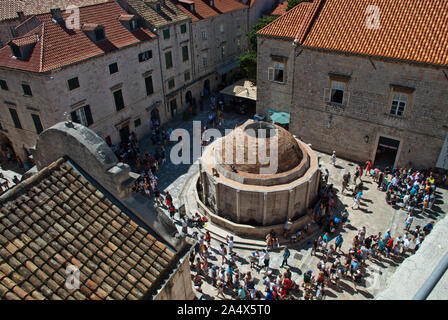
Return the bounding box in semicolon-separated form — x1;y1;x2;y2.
220;24;224;34
134;118;141;128
165;51;173;69
113;90;125;111
268;62;285;83
201;31;207;40
31;114;43;134
138;50;152;62
221;45;225;59
70;105;94;127
145;76;154;95
180;24;187;34
129;19;138;31
9;108;22;129
67;77;80;90
168;78;175;89
237;20;241;29
95;28;105;41
330;81;346;105
12;45;21;58
22;84;32;96
109;63;119;74
163;28;170;39
0;79;8;90
390;93;408;117
182;45;189;62
184;71;191;82
203;56;208;67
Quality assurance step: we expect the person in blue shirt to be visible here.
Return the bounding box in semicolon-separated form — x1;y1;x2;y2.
265;289;273;300
281;248;291;268
335;234;344;252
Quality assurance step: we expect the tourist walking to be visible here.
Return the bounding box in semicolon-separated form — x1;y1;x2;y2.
352;191;363;210
331;151;336;166
281;247;291;268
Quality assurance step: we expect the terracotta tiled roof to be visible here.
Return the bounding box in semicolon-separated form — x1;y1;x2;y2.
0;0;110;22
118;14;136;22
174;0;247;21
258;0;321;41
0;157;177;300
8;34;39;47
264;1;288;16
302;0;448;66
0;1;156;73
212;0;248;13
258;0;448;67
127;0;190;28
175;0;219;21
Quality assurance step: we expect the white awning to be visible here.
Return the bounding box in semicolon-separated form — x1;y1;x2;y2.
219;79;257;101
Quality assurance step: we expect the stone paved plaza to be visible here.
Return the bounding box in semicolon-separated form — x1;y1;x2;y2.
132;104;448;300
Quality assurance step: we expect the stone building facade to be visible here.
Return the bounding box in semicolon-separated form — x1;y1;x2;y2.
0;0;109;48
0;2;165;162
121;0;195;118
175;0;249;104
256;0;448;169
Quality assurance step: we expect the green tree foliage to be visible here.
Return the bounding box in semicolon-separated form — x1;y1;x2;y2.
238;16;277;82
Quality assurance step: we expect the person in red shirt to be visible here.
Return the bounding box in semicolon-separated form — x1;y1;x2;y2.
365;160;372;176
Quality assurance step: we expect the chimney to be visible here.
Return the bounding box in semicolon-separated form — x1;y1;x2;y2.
50;8;63;23
17;11;26;22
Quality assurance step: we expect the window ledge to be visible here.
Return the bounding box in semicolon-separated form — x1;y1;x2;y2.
326;102;346;108
384;112;406;120
270;80;286;85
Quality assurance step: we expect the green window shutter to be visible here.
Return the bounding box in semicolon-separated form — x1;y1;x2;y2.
165;51;173;69
84;105;94;126
31;114;43;134
163;28;170;39
182;46;189;61
145;76;154;95
9;108;22;129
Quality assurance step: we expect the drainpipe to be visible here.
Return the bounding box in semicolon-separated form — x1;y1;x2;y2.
413;252;448;300
155;28;169;121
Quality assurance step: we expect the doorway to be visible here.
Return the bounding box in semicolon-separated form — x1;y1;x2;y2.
151;108;160;126
374;136;400;169
203;79;210;96
119;124;130;144
170;99;177;118
185;91;193;105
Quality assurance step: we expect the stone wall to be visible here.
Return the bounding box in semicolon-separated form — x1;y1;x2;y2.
0;38;165;161
256;37;295;115
200;137;320;227
257;37;448;168
154;245;195;300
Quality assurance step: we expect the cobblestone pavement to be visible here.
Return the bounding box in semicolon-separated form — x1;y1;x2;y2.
133;104;448;300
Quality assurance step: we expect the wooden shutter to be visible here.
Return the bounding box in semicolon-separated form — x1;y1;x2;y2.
84;105;93;126
9;108;22;129
268;67;274;81
31;114;43;134
145;76;154;95
71;110;79;124
324;88;331;103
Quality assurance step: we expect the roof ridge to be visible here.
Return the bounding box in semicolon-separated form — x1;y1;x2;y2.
293;0;324;44
0;157;65;204
39;23;45;73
